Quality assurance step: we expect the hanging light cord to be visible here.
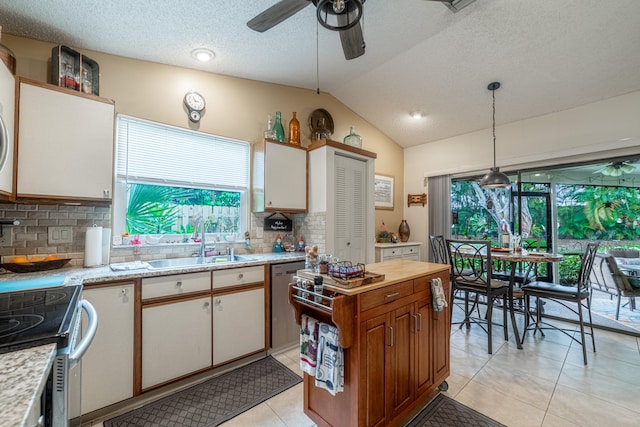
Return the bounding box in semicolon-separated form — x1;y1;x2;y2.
492;87;496;169
316;19;320;95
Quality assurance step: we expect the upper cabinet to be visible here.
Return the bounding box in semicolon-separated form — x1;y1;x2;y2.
15;78;115;205
252;138;307;213
0;60;15;200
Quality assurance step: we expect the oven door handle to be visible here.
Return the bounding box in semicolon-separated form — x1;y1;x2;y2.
69;299;98;363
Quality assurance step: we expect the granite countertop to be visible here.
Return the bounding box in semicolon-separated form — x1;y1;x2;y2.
0;252;306;286
0;343;57;427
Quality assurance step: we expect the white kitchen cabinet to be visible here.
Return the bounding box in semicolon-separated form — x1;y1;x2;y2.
0;60;14;199
212;287;265;366
79;282;135;415
375;242;422;262
16;78;114;204
142;271;210;298
308;139;376;264
252;138;307;212
142;295;212;389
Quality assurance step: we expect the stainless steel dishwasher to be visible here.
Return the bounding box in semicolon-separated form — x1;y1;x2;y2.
271;260;305;351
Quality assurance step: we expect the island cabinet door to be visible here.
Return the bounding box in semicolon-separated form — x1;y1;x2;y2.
387;303;416;420
415;297;434;396
360;313;388;427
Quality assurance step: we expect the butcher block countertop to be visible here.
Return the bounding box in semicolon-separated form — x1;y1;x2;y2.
323;259;450;296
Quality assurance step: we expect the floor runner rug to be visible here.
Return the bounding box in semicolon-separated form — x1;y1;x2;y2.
405;393;506;427
104;356;301;426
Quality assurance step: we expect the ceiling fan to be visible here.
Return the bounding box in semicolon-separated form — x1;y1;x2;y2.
247;0;457;60
594;161;637;177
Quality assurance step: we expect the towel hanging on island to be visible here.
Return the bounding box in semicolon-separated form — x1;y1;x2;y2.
315;322;344;396
431;277;448;312
300;314;319;376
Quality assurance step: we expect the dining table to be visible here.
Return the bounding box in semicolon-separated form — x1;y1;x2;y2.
487;248;564;349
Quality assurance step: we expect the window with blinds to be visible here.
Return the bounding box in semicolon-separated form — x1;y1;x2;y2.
113;115;250;241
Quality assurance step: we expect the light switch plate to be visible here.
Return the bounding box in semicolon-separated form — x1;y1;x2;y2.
48;226;73;244
0;228;13;247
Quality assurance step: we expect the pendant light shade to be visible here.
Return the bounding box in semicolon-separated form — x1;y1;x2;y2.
480;82;511;189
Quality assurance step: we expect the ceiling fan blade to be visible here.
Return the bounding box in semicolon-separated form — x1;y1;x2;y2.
247;0;310;32
337;9;365;60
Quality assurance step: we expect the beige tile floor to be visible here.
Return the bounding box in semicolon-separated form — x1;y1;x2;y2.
88;309;640;427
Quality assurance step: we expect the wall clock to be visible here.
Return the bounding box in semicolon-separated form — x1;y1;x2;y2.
183;91;205;123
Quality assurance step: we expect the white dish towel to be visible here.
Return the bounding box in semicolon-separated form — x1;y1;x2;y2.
300;314;319;376
315;323;344;395
431;277;448;312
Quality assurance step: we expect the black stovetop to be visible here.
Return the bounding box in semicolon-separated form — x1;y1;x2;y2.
0;285;81;353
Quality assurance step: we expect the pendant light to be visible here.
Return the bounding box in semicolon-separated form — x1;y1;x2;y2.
480;82;511;189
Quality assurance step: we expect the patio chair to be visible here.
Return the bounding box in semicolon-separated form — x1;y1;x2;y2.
522;242;599;365
590;254;640;320
447;239;509;354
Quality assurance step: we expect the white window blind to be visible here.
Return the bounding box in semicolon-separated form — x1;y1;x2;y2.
115;115;249;189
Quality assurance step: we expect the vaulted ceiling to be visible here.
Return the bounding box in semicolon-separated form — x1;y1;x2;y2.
1;0;640;148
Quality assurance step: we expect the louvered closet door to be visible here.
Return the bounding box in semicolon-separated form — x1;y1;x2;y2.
334;154;367;264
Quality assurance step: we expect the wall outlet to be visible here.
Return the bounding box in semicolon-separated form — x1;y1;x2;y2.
0;228;13;247
48;226;73;244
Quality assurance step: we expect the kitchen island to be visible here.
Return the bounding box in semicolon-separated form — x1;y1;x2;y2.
289;259;451;427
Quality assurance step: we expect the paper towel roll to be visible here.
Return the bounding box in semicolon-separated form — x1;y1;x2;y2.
85;226;103;267
102;228;111;265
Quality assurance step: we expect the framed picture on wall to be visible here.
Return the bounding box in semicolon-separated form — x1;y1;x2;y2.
374;174;394;210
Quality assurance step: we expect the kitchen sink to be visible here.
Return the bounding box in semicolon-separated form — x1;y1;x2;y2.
145;255;257;270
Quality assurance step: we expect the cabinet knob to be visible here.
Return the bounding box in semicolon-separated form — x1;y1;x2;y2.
238;273;244;280
214;298;222;305
176;281;183;287
103;189;110;198
121;288;128;295
204;301;210;308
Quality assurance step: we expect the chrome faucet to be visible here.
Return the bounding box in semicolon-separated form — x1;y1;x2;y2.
192;217;206;257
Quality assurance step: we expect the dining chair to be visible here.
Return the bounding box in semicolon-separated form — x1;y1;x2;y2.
521;242;599;365
429;235;449;264
447;239;510;354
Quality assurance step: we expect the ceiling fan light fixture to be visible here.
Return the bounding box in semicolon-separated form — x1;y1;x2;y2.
316;0;364;31
480;81;511;189
191;48;215;62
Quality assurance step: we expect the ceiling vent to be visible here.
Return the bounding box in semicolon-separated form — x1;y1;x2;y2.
443;0;477;13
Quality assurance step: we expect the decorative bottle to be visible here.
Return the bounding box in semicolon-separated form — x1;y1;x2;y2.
343;126;362;148
398;220;410;242
273;111;285;143
288;112;301;145
264;114;276;140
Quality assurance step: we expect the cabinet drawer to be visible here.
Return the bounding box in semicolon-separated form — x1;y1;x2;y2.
212;265;264;290
381;247;403;257
142;271;210;299
402;246;420;256
360;280;414;312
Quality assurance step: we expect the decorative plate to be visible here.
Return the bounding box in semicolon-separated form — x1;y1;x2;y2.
308;108;334;134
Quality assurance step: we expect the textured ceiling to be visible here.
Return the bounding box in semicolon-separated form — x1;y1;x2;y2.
1;0;640;148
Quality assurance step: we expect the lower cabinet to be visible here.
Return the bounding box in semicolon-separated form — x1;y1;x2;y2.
212;287;265;365
80;282;135;415
142;295;212;389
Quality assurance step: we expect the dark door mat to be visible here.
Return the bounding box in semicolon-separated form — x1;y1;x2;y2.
104;356;302;427
405;394;506;427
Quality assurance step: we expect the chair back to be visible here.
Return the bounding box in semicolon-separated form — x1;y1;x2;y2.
578;242;600;290
446;239;492;291
429;235;449;264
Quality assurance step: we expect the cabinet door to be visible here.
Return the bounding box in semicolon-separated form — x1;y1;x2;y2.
264;142;307;211
142;296;212;389
415;297;434;396
17;81;114;202
80;284;134;414
387;303;415;420
334;154;367;263
0;62;14;197
212;287;265;365
360;313;388;427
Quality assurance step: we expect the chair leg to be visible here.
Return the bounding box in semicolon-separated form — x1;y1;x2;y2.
486;299;493;354
502;294;508;342
576;298;588;366
616;295;621;320
586;296;596;354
